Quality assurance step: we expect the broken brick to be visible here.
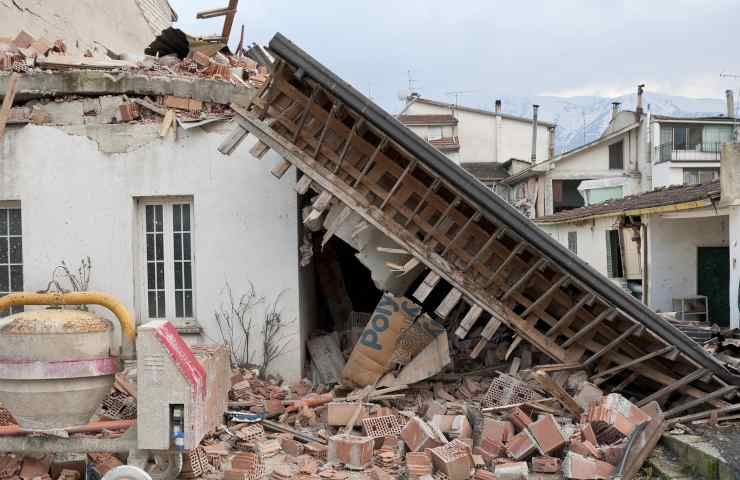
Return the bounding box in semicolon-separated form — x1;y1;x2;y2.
561;452;614;480
527;415;566;455
580;424;598;446
481;419;514;444
507;407;532;431
13;31;34;49
473;469;497;480
505;430;537;461
281;437;305;456
401;416;444;452
327;434;374;470
118;103;140;122
327;402;369;426
429;439;474;480
573;382;603;410
586;394;650;438
531;456;560;474
568;437;601;459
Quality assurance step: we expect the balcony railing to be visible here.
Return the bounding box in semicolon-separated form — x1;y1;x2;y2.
655;143;722;163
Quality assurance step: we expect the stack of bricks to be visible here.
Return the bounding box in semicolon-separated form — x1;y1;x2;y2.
235;424;266;450
405;452;433;479
181;447;209;479
255;439;282;460
224;452;265;480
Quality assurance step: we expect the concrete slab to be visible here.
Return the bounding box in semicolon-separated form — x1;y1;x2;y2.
660;433;739;480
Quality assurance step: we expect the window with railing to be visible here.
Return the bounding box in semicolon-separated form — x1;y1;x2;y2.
657;124;732;162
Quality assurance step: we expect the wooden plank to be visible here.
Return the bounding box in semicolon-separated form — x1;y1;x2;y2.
313;190;333;212
533;369;583;416
322;205;351;248
455;305;483;339
306;333;345;384
546;293;595;337
520;275;569;318
0;73;18;143
591;345;675;385
500;258;547;300
250;140;271;159
404;179;440;227
470;316;503;359
613;371;641;392
485;244;525;287
663;385;737;418
218;124;249;155
435;289;463;318
637;368;710;407
463;231;498;272
295;174;312;194
621;402;666;480
582;323;642;368
270;157;292;178
159;109;176;138
380;159;416;209
561;307;617;348
442;212;480;256
666;403;740;425
334;119;364;173
413;271;440;303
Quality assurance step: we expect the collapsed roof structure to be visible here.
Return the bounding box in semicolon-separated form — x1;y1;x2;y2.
223;33;740;418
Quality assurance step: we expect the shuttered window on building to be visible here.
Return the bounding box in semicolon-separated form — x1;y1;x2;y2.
605;229;624;278
609;141;624;169
568;231;577;254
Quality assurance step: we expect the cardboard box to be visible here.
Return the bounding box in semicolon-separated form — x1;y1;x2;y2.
341;293;420;387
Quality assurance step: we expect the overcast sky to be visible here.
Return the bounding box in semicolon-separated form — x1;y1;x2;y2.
169;0;740;111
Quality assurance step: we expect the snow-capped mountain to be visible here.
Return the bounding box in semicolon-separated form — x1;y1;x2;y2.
452;93;730;153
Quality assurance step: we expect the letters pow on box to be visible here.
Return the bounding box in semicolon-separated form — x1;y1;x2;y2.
342;293;421;387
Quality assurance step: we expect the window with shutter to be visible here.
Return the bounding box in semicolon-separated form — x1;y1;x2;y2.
609;141;624;169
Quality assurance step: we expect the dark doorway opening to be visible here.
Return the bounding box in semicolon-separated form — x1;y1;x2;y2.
697;246;729;327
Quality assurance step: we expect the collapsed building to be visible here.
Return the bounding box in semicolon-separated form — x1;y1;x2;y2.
1;7;740;480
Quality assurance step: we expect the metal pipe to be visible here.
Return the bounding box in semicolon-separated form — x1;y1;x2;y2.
0;292;136;339
0;419;135;437
726;89;735;119
636;84;645;116
267;32;740;385
531;104;539;162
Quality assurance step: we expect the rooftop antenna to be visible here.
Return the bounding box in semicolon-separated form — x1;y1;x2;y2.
407;70;418;95
444;89;480;107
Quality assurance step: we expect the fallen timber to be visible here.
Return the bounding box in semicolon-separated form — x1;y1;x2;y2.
222;32;740;418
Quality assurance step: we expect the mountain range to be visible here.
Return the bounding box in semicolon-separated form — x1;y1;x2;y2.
442;93;732;154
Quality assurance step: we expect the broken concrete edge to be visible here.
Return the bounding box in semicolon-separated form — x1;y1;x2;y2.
0;71;256;107
659;433;739;480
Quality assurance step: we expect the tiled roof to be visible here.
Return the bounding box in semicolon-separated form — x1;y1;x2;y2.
408;97;557;128
461;162;508;180
536;180;721;224
398;114;458;126
429;136;460;152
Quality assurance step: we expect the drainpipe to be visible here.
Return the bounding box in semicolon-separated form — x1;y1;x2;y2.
531;104;539;163
548;126;555;160
494;99;502;164
636;84;645;117
611;102;621;122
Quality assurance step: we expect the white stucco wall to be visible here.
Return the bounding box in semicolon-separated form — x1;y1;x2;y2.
403;102;551;165
0;122;304;381
646;214;728;313
539;216;620;276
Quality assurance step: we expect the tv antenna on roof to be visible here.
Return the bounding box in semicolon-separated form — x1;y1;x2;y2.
407;70;419;95
445;89;480;107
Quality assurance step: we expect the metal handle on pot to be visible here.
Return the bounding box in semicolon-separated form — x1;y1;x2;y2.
0;292;136;339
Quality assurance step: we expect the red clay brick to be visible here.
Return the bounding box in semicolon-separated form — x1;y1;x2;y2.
493;461;528;480
327;435;374;470
507;407;532;431
569;438;601;459
527;415;566;455
580;424;598;446
429;439;474;480
531;456;560;473
561;452;614;479
401;417;444;452
505;430;537;461
481;419;514;444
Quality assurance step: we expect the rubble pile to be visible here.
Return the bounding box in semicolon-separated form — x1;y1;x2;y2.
0;29;269;88
188;293;667;480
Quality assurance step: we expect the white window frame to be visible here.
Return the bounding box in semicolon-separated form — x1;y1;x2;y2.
0;201;22;317
135;196;197;329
